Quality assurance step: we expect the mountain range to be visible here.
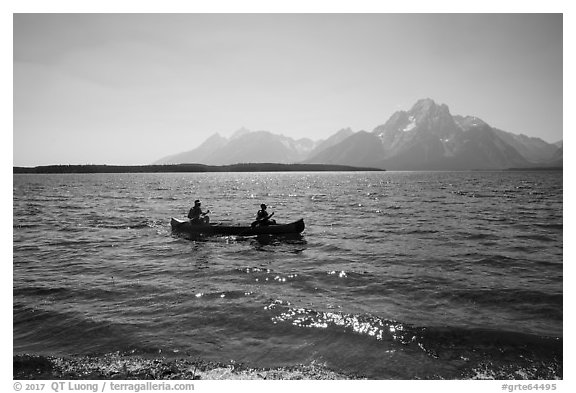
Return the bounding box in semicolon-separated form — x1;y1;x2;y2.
155;98;562;170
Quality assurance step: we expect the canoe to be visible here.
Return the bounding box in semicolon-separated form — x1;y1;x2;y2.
170;217;305;236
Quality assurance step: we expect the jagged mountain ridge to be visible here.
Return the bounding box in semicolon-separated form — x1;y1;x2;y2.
158;133;228;165
306;128;355;159
305;98;561;170
155;99;562;170
156;130;318;165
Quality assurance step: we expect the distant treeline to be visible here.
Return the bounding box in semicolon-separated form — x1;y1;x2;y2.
506;167;563;171
13;163;385;174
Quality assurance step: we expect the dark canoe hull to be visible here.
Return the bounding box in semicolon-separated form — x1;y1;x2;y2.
171;218;305;236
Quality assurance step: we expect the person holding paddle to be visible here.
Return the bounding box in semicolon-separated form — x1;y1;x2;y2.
188;199;210;224
251;204;276;228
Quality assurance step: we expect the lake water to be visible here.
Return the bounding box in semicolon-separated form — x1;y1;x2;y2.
12;171;563;379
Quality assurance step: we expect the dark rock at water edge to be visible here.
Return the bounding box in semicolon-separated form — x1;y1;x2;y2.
13;353;362;380
14;351;562;380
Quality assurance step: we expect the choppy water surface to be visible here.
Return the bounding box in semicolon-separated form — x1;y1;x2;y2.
13;171;563;379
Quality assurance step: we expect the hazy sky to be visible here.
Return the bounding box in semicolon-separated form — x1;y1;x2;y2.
13;13;563;166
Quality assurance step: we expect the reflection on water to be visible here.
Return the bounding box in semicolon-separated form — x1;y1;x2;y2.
13;171;562;378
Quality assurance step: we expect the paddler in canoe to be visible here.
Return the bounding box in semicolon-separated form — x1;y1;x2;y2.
188;199;210;224
172;202;304;235
251;203;276;228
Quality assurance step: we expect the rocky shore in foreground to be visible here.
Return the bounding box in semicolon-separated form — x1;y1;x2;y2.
14;351;562;380
14;353;361;380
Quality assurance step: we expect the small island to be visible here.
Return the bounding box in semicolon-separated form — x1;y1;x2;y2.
13;163;385;174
